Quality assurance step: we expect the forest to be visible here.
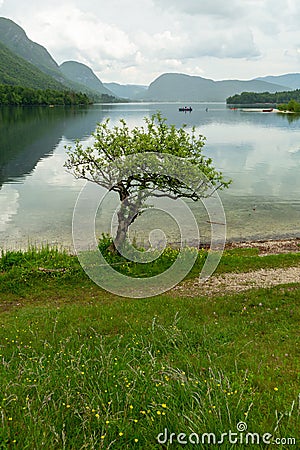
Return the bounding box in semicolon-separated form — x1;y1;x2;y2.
226;89;300;104
0;84;91;105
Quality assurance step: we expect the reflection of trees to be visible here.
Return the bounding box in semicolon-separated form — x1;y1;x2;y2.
0;105;108;189
283;113;300;124
63;105;109;140
275;110;300;123
0;106;65;188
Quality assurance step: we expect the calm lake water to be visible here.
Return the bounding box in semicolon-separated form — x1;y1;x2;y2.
0;103;299;250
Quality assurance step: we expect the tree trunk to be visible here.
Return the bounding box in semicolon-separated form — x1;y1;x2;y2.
109;207;141;254
107;187;143;254
113;214;131;252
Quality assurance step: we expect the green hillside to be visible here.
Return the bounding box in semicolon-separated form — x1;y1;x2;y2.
0;17;65;83
0;41;65;90
226;89;300;104
60;61;114;96
0;17;106;98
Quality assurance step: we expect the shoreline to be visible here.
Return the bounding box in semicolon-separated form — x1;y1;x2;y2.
1;236;299;256
239;108;294;114
198;237;300;255
224;237;300;254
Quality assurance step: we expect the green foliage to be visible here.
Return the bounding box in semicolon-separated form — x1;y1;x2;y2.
65;112;230;191
98;233;115;254
0;84;91;106
97;234;202;278
0;39;109;103
278;99;300;112
227;89;300;104
66;113;231;250
0;40;65;91
0;247;72;285
1;245;299;296
101;93;123;103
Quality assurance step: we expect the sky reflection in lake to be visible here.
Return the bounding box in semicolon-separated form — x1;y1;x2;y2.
0;103;299;250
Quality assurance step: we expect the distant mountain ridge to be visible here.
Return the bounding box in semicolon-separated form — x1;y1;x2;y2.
104;82;147;99
1;16;300;103
255;73;300;90
60;61;114;97
0;17;116;99
138;73;292;102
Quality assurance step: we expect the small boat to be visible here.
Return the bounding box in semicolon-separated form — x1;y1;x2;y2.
262;108;273;112
179;107;192;112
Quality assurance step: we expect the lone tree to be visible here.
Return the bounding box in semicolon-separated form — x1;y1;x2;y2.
65;113;230;252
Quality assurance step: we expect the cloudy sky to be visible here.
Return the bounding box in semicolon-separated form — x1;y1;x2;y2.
1;0;300;85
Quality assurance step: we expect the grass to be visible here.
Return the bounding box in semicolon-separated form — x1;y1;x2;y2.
0;244;299;448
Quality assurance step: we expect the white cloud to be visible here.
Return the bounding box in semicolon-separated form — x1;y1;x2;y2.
31;5;137;65
135;21;260;61
0;186;19;232
153;0;245;19
0;0;300;83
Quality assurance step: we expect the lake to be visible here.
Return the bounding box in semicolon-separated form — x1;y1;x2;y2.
0;103;299;251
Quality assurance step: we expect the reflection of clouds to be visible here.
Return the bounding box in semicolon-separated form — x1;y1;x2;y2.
1;105;299;250
0;186;19;232
25;138;89;189
288;146;300;155
202;122;300;198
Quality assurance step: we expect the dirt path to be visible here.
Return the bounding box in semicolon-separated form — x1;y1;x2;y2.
172;266;300;297
172;238;300;297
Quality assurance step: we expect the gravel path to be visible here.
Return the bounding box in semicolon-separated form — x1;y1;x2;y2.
172;266;300;297
172;238;300;297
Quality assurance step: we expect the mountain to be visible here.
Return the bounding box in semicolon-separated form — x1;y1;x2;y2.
0;40;65;90
60;61;114;97
1;16;297;103
0;17;117;99
104;82;147;100
0;17;65;83
255;73;300;90
139;73;291;102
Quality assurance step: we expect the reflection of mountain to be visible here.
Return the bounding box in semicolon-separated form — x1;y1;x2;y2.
0;106;108;189
0;107;62;186
62;105;111;140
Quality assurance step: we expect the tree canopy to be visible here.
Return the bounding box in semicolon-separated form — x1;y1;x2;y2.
226;89;300;105
65;113;230;251
278;99;300;112
0;84;91;106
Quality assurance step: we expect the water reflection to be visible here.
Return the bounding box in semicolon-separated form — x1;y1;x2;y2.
0;103;299;249
0;105;110;188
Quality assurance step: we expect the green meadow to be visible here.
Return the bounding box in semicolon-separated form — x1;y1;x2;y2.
0;246;299;449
